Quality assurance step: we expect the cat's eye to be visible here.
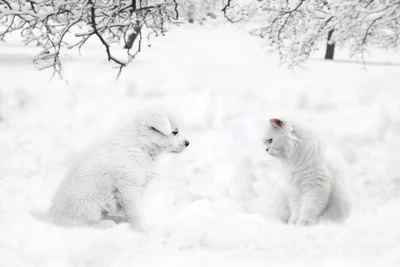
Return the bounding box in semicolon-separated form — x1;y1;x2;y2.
172;129;179;136
267;139;273;144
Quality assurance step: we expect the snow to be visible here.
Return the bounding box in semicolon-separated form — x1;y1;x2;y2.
1;23;400;266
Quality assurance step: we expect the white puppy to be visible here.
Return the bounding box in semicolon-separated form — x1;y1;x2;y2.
50;104;189;231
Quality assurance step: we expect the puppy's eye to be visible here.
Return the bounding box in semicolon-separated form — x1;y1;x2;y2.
172;130;179;136
267;139;273;144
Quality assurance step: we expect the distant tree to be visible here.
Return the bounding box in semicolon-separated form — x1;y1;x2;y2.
178;0;220;24
325;29;335;60
0;0;179;78
222;0;400;66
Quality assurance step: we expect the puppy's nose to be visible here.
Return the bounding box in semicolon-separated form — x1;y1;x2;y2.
184;140;190;147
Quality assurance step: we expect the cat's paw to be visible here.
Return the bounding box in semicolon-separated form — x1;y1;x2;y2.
296;218;316;227
288;216;299;225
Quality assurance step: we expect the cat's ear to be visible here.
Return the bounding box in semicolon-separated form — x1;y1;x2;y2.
270;118;284;129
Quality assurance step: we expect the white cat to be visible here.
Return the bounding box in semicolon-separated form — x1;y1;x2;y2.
263;118;351;226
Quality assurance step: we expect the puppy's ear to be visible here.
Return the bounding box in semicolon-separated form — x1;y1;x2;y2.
270;118;284;129
149;113;172;135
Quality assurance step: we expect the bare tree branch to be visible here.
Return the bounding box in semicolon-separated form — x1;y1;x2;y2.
0;0;12;9
0;0;180;79
88;0;126;69
224;0;400;67
221;0;235;23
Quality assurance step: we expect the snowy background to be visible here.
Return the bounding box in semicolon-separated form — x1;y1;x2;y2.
1;22;400;266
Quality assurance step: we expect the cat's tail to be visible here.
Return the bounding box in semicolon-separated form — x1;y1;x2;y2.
322;189;352;222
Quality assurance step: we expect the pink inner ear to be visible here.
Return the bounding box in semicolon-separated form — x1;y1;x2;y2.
270;118;284;128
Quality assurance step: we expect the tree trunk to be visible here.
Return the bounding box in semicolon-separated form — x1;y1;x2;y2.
325;29;335;60
124;25;142;49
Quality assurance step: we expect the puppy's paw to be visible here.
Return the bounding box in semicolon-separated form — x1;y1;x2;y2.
104;214;127;224
296;218;316;227
93;220;118;229
133;223;153;233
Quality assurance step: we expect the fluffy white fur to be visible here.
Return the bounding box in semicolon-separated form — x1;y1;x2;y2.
50;104;189;231
263;118;351;226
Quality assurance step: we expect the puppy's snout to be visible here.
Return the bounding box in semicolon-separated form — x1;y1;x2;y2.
184;140;190;147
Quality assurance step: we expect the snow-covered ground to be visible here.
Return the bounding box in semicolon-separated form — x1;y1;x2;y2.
1;24;400;266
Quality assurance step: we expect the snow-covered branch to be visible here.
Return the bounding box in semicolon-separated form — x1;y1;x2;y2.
0;0;180;78
223;0;400;66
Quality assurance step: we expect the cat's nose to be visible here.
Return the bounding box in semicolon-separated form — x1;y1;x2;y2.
184;140;190;147
266;148;269;152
